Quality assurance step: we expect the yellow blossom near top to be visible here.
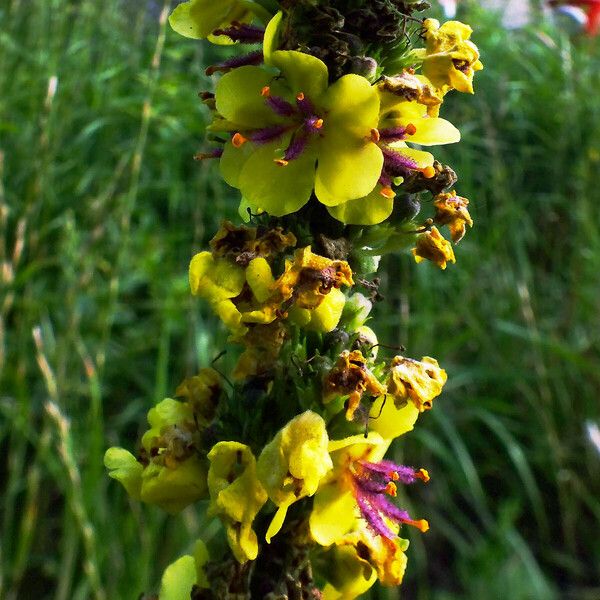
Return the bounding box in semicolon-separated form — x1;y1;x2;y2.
257;411;333;543
207;442;268;563
412;226;456;269
215;13;384;216
169;0;270;44
416;19;483;94
433;190;473;243
328;72;461;226
387;356;447;412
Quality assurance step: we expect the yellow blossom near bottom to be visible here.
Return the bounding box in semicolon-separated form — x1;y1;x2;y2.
256;411;333;543
207;442;268;562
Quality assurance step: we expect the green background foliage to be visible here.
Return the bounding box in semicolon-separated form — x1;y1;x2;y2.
1;1;599;598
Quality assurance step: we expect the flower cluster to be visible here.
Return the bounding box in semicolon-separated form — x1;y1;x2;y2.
106;1;481;597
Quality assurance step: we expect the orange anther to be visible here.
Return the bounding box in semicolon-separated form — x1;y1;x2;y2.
380;186;396;199
388;470;400;481
385;482;398;497
314;118;324;129
405;123;417;136
406;518;430;533
261;86;271;97
232;132;247;148
296;92;305;101
370;128;381;143
274;158;289;166
422;165;436;179
416;468;430;482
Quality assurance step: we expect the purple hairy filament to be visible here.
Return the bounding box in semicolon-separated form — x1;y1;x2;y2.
205;50;264;76
194;148;224;161
350;460;430;539
369;125;436;198
211;22;265;44
230;87;325;166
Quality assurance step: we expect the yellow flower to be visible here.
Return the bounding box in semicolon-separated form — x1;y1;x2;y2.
189;251;248;336
310;433;391;548
310;434;428;587
387;356;447;412
158;540;210;600
337;523;409;587
328;72;461;225
417;19;483;94
169;0;270;44
105;398;208;514
433;190;473;243
273;246;353;310
207;442;268;563
323;350;387;421
412;226;456;269
256;411;333;543
175;368;221;427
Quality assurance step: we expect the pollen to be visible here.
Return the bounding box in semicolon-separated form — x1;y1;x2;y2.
232;132;248;148
296;92;305;102
380;186;396;199
313;118;324;129
385;481;398;497
274;158;289;166
416;468;430;482
261;86;271;97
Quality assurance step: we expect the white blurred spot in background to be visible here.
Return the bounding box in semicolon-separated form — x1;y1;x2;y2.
586;421;600;457
436;0;587;34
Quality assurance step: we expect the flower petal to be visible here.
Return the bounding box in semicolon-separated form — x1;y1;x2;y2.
315;137;383;206
402;117;460;145
159;554;197;600
369;395;420;439
216;66;281;128
270;50;329;99
310;483;357;546
327;187;394;225
239;141;316;216
263;11;283;64
323;75;380;134
169;0;233;40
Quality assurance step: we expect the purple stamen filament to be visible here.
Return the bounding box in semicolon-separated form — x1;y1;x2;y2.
211;22;265;44
350;459;429;538
205;50;263;76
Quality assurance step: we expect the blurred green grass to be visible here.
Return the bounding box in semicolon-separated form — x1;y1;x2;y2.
1;1;599;598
